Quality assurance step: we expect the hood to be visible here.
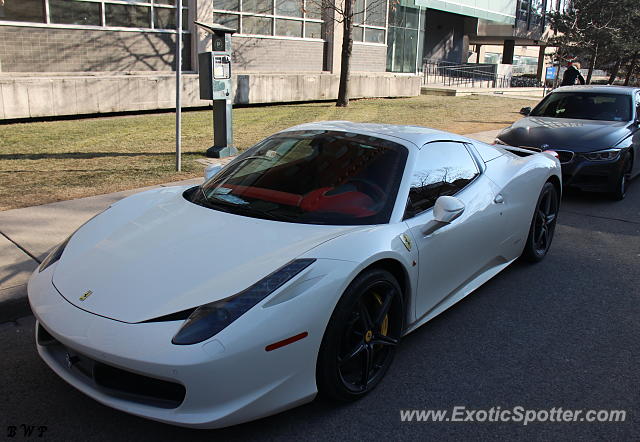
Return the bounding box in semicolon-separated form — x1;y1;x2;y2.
52;186;361;323
498;117;634;153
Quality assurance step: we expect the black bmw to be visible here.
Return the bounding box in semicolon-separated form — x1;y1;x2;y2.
495;85;640;200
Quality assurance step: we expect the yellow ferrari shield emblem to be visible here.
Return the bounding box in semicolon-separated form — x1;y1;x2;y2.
79;290;93;301
400;233;412;251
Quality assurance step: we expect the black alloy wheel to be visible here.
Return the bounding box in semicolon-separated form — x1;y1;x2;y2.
317;269;404;401
522;181;559;262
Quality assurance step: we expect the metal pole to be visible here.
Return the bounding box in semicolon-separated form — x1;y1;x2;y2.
175;0;182;172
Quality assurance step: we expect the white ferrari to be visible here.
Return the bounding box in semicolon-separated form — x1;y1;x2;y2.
29;122;561;428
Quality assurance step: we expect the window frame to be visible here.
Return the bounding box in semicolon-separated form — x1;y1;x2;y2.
353;0;388;46
402;141;482;220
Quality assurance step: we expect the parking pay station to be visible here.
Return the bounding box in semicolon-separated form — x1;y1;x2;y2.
195;21;238;158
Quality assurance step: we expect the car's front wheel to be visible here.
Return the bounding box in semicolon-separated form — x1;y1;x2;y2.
316;268;404;401
610;152;632;201
521;181;559;263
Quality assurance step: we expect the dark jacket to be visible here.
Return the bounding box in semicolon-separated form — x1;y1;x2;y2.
561;66;586;86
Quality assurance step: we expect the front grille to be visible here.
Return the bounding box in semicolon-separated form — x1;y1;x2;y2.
555;150;575;164
38;323;186;409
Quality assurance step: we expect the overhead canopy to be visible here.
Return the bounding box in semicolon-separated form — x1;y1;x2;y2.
412;0;516;25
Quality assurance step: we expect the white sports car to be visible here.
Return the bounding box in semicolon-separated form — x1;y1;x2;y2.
29;122;561;428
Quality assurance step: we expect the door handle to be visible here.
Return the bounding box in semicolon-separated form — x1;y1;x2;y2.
494;194;504;204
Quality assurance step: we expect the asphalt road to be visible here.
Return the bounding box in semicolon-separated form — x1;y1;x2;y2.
1;184;638;441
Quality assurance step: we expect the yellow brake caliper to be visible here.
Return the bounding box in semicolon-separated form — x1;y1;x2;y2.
372;292;389;337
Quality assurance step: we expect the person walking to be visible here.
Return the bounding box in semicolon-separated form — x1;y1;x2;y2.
561;61;586;86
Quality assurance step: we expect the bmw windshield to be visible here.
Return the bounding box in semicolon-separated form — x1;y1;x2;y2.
185;130;408;225
530;92;632;121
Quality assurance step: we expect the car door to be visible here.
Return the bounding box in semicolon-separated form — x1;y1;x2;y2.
403;141;507;320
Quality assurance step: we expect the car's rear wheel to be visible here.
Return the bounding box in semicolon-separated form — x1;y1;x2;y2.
610;152;632;201
521;181;559;263
316;268;404;401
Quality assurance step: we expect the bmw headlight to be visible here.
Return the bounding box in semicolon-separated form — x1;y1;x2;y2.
171;259;316;345
583;148;622;161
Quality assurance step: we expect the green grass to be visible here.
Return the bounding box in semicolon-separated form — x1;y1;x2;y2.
0;94;537;210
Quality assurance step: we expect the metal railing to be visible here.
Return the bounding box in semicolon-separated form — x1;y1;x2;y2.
421;59;542;89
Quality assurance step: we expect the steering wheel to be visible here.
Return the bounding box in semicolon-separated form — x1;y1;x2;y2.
345;178;386;204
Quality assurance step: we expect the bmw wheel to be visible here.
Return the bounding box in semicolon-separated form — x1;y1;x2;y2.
522;181;559;263
316;268;404;401
611;152;632;201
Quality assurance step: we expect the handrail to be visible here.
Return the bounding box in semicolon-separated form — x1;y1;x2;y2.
421;60;542;89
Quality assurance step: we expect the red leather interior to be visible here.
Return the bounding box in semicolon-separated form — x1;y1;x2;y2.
223;185;303;207
300;187;376;217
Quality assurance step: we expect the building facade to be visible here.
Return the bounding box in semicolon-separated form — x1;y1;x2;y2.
0;0;554;119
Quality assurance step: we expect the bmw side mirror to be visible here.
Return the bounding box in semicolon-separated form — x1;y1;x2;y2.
204;164;222;181
520;107;531;116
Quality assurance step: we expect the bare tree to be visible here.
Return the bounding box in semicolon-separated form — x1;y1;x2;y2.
306;0;392;107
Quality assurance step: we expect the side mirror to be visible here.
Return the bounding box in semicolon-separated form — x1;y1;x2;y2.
204;164;222;181
433;196;465;224
519;106;531;116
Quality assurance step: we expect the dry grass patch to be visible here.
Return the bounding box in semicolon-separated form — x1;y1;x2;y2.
0;94;537;210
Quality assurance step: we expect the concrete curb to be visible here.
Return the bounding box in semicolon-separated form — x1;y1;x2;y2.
0;130;502;323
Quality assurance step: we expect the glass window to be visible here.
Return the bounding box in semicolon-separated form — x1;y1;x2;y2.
243;15;272;34
365;28;385;44
353;26;364;42
275;19;302;37
353;0;365;24
191;130;408;225
304;0;322;19
531;92;633;121
155;0;176;4
213;12;239;29
243;0;273;14
105;4;150;28
368;0;386;26
49;0;101;26
305;21;322;39
0;0;45;23
405;142;479;218
276;0;302;17
154;7;188;29
217;0;240;11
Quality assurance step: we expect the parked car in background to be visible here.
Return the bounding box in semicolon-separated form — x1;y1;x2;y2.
495;85;640;199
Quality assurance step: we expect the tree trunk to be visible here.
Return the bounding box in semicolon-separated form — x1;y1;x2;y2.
624;52;638;86
585;45;597;84
608;59;622;84
336;0;354;107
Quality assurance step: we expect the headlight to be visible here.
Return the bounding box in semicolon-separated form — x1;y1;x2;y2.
38;237;71;272
583;148;622;161
171;258;316;345
38;206;111;273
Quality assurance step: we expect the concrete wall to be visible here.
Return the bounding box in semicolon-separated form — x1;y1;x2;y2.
0;73;421;119
0;25;189;72
351;44;387;73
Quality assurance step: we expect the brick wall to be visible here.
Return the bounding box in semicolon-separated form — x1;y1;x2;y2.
0;26;189;72
351;43;387;73
231;37;325;72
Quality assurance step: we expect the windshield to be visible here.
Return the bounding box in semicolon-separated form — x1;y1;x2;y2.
530;92;632;121
186;130;408;225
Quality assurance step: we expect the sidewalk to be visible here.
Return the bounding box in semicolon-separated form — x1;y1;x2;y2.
0;129;501;322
